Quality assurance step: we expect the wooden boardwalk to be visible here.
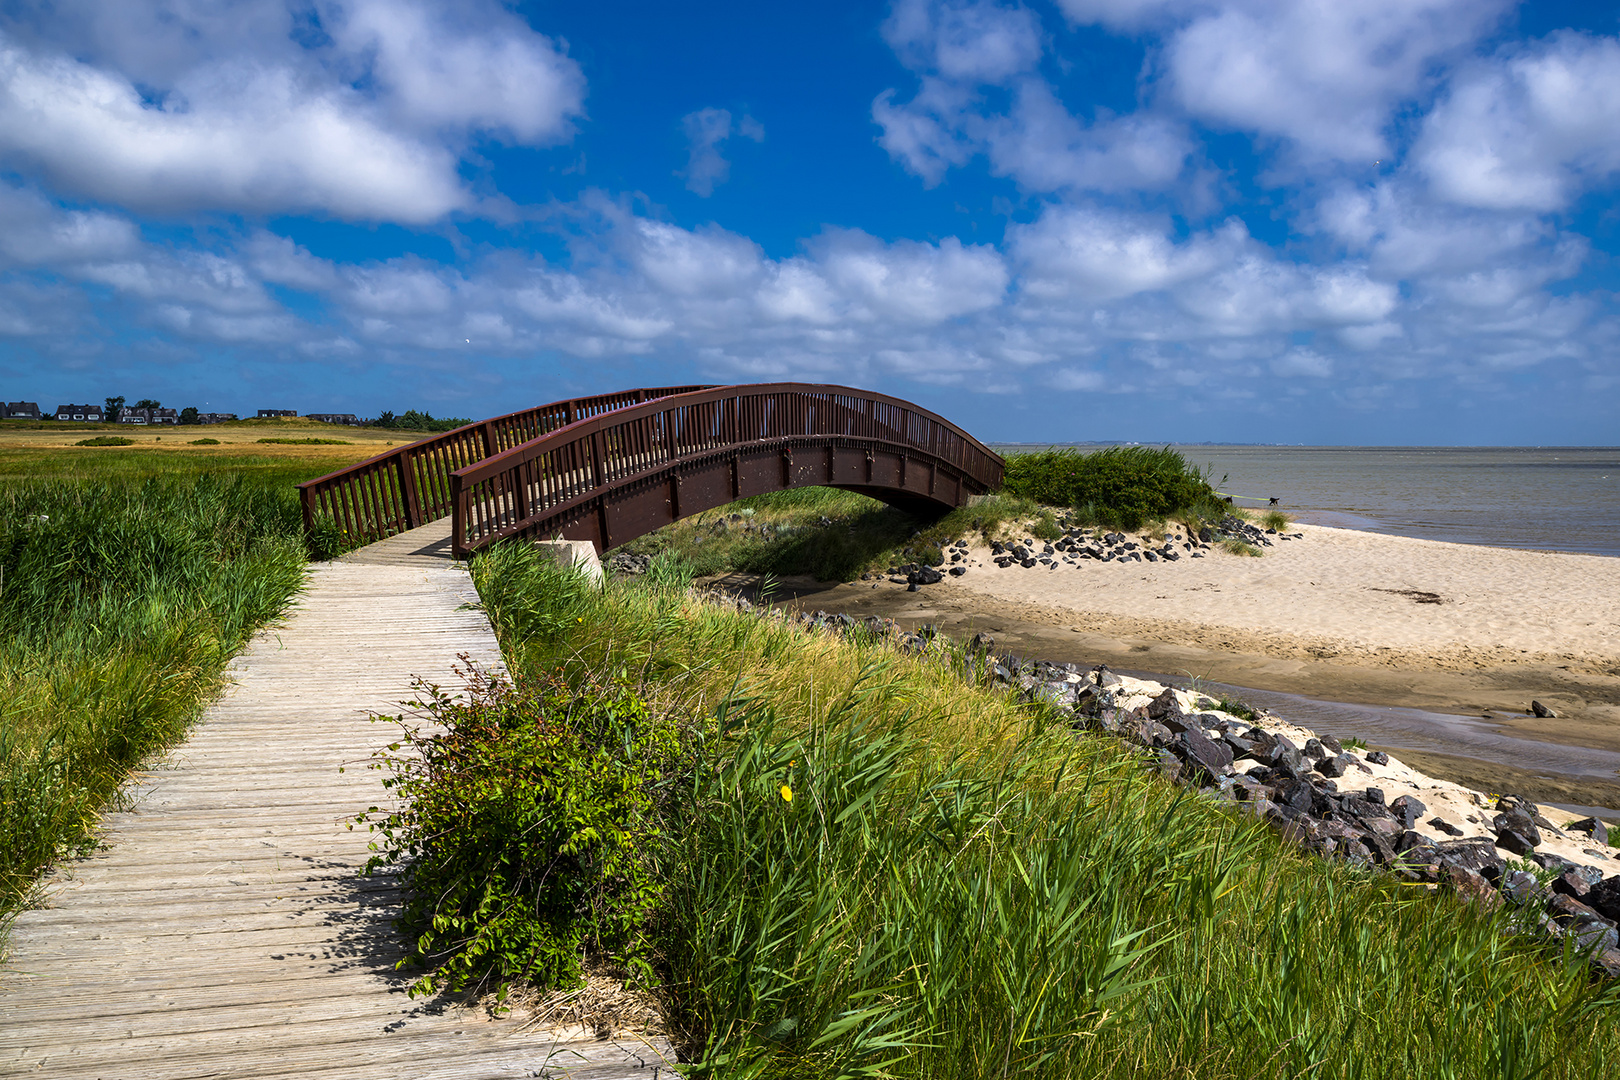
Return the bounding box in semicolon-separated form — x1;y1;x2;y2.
0;523;675;1079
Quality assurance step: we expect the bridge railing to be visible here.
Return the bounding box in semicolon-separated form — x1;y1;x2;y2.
450;383;1003;557
298;386;711;549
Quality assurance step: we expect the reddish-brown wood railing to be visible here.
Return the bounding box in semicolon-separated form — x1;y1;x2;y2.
449;383;1003;557
297;386;710;549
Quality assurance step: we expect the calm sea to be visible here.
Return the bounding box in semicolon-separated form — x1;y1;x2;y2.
993;446;1620;558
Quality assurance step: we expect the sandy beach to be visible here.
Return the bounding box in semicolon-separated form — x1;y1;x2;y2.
738;523;1620;808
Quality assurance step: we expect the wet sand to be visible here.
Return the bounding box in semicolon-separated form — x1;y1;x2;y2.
703;523;1620;809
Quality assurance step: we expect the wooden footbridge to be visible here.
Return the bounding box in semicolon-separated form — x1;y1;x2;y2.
0;385;999;1078
296;383;1003;559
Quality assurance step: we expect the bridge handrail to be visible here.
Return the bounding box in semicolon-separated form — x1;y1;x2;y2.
449;382;1004;556
297;386;712;547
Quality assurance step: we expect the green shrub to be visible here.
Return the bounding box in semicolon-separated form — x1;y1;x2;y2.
358;667;676;996
74;435;134;447
189;438;220;445
1001;446;1218;530
255;437;350;445
1261;509;1292;531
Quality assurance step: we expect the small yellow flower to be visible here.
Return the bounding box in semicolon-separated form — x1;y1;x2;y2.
779;785;793;803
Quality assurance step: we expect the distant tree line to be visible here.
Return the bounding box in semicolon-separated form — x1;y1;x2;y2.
370;410;473;433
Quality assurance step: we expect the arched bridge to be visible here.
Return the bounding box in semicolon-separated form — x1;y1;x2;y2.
299;384;1004;560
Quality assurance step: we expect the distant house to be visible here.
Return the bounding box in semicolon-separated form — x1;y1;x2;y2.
196;412;238;424
119;407;179;425
257;409;297;418
305;413;361;425
54;403;105;422
4;401;42;420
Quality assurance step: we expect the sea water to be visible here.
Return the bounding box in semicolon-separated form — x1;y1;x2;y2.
995;445;1620;557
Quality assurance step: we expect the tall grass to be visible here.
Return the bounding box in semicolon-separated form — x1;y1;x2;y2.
467;542;1620;1079
0;474;306;914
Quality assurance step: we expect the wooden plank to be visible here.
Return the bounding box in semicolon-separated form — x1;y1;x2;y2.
1;555;676;1078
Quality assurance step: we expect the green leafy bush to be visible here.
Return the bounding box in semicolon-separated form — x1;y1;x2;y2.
1001;446;1218;530
255;437;351;445
189;437;220;445
74;435;134;447
358;667;677;996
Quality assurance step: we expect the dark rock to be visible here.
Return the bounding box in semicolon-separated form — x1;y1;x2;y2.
1260;734;1305;776
1389;795;1426;829
1492;809;1542;853
1315;753;1354;778
1364;750;1390;766
1428;816;1465;837
1146;687;1184;721
1553;870;1592;899
1273;777;1316;816
1441;864;1501;907
1302;738;1328;760
907;566;943;586
1362;787;1385;807
968;632;995;654
1176;728;1235;785
948;565;967;577
1437;837;1505;876
1546;894;1619;953
1093;665;1123;690
1531;699;1557;718
1586;876;1620;923
1152;749;1183;784
1569;816;1611;846
1231;775;1271;802
1500;869;1541;906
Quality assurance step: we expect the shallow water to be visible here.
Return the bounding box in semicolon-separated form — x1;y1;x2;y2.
996;445;1620;557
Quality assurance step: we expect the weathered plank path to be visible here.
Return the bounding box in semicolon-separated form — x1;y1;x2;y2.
0;522;675;1078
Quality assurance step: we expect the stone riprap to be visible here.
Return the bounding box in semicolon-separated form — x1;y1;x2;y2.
860;514;1289;591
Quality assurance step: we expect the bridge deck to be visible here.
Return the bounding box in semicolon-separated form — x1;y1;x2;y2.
0;544;673;1078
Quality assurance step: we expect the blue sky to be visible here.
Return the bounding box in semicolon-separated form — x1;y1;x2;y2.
0;0;1617;444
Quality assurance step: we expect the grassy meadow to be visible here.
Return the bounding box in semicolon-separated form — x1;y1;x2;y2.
356;542;1620;1079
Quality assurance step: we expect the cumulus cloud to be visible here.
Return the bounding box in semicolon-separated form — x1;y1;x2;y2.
1415;31;1620;211
679;108;765;197
1059;0;1511;163
873;0;1191;193
0;1;584;221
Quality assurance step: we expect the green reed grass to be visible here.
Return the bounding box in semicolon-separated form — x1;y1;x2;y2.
0;474;306;915
467;541;1620;1080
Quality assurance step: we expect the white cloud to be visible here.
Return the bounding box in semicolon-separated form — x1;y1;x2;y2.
1271;348;1332;377
1010;206;1244;301
0;1;585;221
1059;0;1511;163
326;0;583;143
679;108;765;197
882;0;1044;85
1415;32;1620;212
873;0;1191;193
